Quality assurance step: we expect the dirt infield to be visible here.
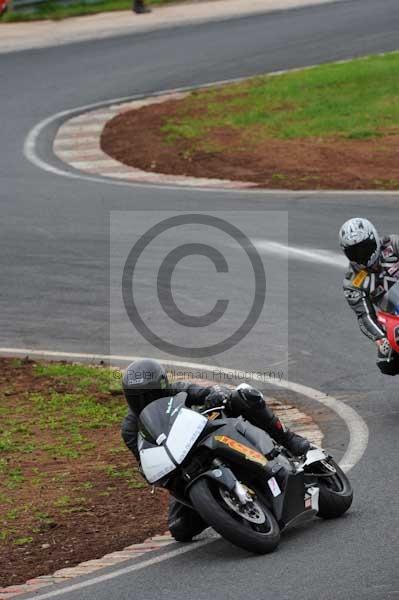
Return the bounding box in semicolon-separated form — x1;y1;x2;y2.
101;89;399;191
0;358;168;588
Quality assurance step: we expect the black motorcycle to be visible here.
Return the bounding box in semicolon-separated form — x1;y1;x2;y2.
138;385;353;554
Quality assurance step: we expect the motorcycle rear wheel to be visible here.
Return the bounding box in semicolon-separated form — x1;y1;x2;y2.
316;459;353;519
189;477;280;554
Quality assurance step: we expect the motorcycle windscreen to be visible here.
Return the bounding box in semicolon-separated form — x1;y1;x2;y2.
139;393;188;442
166;408;208;464
379;281;399;315
139;446;176;484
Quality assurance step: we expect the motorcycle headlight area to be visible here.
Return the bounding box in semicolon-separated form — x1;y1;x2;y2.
140;446;176;484
166;408;208;464
139;409;208;483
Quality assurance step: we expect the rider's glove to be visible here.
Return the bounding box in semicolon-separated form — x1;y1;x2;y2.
203;385;232;410
376;337;392;358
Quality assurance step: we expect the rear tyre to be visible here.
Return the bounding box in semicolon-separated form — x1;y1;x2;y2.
189;477;280;554
317;460;353;519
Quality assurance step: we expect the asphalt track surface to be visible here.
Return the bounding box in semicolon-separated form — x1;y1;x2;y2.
2;0;399;598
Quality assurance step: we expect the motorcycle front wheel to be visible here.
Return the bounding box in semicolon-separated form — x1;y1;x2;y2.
316;459;353;519
189;477;280;554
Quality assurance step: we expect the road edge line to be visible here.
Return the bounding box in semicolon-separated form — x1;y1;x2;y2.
24;51;399;196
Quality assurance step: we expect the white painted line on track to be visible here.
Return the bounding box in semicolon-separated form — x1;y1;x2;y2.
18;539;213;600
0;347;368;473
254;240;347;268
23;80;248;191
23;58;399;196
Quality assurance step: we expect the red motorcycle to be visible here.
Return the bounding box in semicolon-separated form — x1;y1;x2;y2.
377;281;399;352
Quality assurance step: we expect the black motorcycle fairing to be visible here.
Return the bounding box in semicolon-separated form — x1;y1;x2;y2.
138;392;188;443
137;396;327;534
199;420;274;477
272;469;306;525
235;418;276;457
186;464;238;494
163;418;274;507
196;420;309;524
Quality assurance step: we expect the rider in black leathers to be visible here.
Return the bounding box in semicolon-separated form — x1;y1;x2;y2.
121;358;310;542
340;217;399;375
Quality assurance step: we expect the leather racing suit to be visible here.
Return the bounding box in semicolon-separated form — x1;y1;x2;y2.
343;234;399;374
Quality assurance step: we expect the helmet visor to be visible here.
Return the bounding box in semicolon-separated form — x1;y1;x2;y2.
125;387;166;416
344;238;377;265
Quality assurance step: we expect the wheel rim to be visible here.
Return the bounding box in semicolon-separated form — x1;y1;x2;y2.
315;461;347;494
214;484;274;534
219;488;266;524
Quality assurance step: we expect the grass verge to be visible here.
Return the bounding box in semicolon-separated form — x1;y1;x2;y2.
101;51;399;190
162;53;399;143
1;0;182;22
0;357;168;588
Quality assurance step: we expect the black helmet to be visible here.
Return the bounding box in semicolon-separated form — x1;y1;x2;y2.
122;358;169;416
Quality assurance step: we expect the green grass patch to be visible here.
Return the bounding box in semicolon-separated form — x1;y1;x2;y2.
1;378;125;463
0;358;143;547
33;362;121;393
161;52;399;145
13;536;33;546
1;0;183;22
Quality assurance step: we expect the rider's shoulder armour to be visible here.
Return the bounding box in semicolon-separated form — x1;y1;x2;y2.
384;234;399;254
379;235;399;266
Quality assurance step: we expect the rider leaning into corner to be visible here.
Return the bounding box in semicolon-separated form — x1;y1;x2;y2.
121;358;310;542
340;217;399;375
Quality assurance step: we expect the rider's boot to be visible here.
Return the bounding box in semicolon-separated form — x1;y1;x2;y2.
168;498;207;542
266;415;311;456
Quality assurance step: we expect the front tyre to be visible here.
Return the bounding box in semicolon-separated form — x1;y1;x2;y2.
317;460;353;519
189;478;280;554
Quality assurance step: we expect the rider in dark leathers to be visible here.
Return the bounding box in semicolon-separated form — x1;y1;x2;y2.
121;358;310;542
340;217;399;375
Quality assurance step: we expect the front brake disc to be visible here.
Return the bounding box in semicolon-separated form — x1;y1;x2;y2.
219;487;266;524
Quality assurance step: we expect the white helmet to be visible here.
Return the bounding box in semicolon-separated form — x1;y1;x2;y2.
339;218;380;268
